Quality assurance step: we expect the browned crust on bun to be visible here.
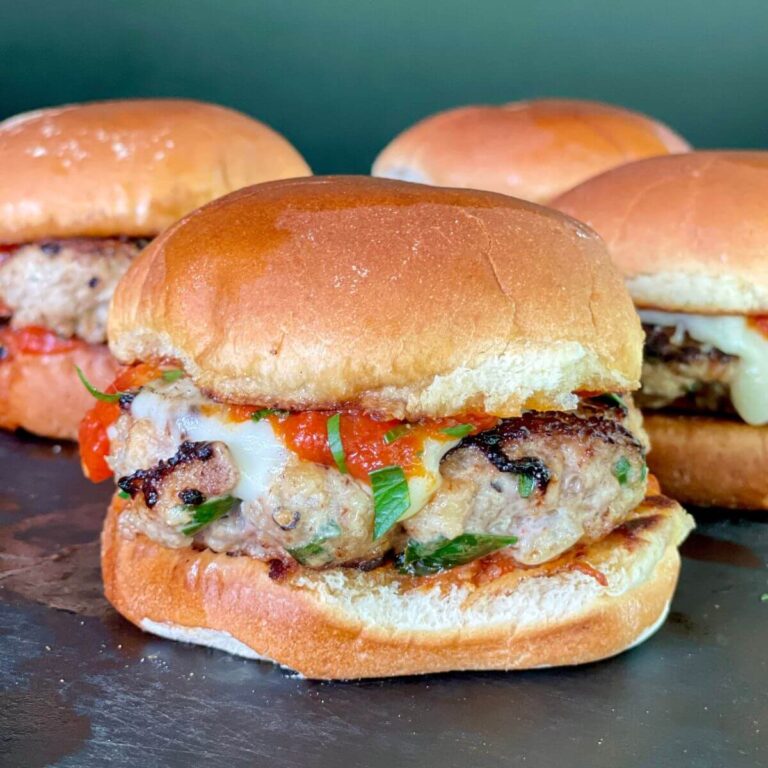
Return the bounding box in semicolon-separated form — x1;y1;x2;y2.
109;176;643;419
0;99;311;243
553;152;768;313
372;99;689;204
644;412;768;509
0;342;119;440
102;493;693;679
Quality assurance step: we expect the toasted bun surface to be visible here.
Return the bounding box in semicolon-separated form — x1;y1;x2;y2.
554;152;768;314
109;176;643;419
102;491;692;679
0;99;310;243
644;412;768;509
372;99;689;204
0;343;119;440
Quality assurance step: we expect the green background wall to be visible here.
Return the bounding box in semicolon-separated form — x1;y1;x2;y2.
1;0;766;173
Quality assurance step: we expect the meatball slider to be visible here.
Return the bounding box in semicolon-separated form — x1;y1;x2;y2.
82;176;692;679
555;152;768;509
373;98;690;204
0;99;310;440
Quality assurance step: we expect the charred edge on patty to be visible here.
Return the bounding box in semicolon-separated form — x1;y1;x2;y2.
643;324;735;366
454;431;551;493
639;323;738;415
118;440;215;508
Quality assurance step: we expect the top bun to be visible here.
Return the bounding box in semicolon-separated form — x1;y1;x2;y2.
372;99;689;204
0;99;311;243
109;176;642;419
554;152;768;314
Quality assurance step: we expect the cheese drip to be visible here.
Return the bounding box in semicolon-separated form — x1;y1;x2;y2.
641;310;768;425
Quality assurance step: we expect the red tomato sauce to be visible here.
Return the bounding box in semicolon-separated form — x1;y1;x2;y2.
748;315;768;339
0;326;84;358
79;363;164;482
79;363;499;486
272;411;497;483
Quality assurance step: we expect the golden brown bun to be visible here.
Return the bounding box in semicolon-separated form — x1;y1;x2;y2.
109;176;643;419
554;152;768;313
0;99;311;243
0;343;119;440
644;412;768;509
102;492;693;679
372;99;689;204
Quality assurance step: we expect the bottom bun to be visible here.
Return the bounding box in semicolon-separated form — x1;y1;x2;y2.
102;491;693;679
645;412;768;510
0;342;119;440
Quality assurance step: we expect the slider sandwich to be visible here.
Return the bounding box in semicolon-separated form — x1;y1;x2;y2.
556;152;768;509
373;98;689;203
81;176;692;678
0;99;310;439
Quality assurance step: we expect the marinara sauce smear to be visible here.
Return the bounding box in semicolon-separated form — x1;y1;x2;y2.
0;326;84;358
271;411;498;482
80;363;498;484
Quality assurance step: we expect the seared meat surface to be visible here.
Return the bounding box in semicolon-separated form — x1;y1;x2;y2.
639;324;737;413
112;379;648;570
402;405;645;565
0;238;145;343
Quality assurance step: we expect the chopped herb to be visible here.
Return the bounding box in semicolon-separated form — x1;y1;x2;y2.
396;533;518;576
327;413;348;474
287;521;342;565
517;473;535;498
599;393;626;409
370;465;410;539
761;593;768;603
117;489;131;500
640;462;649;483
384;424;410;444
75;365;125;403
162;369;184;382
180;495;238;536
613;456;632;486
251;408;289;422
442;423;473;439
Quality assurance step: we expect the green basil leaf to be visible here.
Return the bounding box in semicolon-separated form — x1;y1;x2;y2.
613;456;632;485
117;489;131;500
327;413;348;474
517;473;535;498
75;365;124;403
251;408;289;422
180;495;238;536
370;466;410;540
397;533;518;576
441;423;473;438
287;521;342;565
640;462;648;483
383;424;409;444
162;369;184;382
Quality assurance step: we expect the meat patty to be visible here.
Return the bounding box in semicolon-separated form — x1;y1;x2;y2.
402;405;646;565
0;238;145;343
112;379;648;571
638;324;737;413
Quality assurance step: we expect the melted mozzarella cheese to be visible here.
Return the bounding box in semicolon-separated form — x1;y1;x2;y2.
128;381;459;518
641;310;768;425
130;385;289;503
401;436;461;522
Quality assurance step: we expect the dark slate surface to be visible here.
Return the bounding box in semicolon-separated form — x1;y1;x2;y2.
0;430;766;768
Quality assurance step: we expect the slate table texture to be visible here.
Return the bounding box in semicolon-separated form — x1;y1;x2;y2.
0;430;766;768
